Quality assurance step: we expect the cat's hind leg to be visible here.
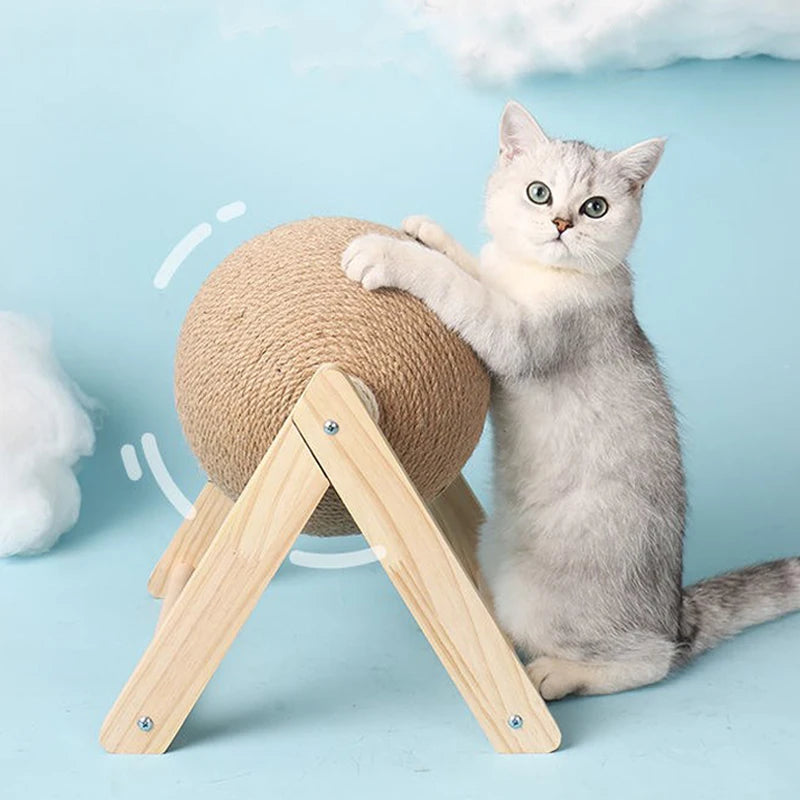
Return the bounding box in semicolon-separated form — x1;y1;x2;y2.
526;647;674;700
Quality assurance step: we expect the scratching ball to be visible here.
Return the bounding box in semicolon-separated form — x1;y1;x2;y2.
174;217;490;535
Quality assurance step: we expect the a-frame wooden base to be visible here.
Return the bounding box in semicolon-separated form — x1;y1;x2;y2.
100;366;560;754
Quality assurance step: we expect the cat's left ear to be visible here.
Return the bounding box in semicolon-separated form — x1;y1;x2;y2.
611;138;666;185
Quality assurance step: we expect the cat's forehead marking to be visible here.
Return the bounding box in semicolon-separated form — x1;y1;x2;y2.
534;140;603;191
529;139;622;199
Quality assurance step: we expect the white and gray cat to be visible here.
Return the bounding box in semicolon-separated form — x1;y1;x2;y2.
341;101;800;700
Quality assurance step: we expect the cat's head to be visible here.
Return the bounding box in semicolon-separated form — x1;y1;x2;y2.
485;101;664;275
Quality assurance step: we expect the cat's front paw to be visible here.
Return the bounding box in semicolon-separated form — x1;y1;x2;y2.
342;234;401;291
402;215;453;255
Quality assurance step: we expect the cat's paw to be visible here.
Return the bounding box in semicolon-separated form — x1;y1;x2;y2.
402;215;453;255
342;234;401;291
526;656;589;701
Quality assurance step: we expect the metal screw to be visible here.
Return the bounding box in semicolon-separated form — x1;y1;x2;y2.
507;714;524;730
137;716;154;732
323;419;339;435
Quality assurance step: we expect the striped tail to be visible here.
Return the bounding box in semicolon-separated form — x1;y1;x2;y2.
676;557;800;665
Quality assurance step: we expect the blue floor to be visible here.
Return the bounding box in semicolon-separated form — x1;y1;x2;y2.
1;3;799;798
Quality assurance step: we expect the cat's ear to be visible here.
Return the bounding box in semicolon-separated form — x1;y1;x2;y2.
611;138;666;184
499;101;548;163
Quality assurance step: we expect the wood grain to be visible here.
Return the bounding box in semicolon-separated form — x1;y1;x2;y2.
148;482;233;598
100;419;329;753
155;562;195;632
429;475;485;593
292;367;560;754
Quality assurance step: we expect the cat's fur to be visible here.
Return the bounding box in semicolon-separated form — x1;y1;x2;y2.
341;101;800;699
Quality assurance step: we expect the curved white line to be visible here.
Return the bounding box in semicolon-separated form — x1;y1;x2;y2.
153;222;213;289
120;444;143;481
140;433;196;519
289;545;386;570
216;201;247;222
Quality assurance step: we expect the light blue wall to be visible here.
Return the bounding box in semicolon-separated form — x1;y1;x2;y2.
1;3;798;798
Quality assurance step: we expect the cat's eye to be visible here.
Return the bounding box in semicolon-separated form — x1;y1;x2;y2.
581;196;609;218
526;181;551;205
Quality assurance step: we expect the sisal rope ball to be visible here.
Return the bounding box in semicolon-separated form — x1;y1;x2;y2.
174;217;490;535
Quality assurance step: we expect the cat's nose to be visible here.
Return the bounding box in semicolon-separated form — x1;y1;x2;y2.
552;217;573;234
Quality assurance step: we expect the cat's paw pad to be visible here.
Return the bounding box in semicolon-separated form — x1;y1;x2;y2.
342;234;399;291
526;656;587;701
402;215;452;254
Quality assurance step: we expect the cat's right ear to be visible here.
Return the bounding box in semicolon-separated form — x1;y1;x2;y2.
499;101;548;163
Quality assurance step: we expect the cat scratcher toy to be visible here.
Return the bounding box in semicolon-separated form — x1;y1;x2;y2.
99;217;561;754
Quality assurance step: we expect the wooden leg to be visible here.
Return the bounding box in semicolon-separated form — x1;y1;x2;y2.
100;420;329;754
429;474;491;602
155;562;194;632
148;482;233;598
293;368;560;754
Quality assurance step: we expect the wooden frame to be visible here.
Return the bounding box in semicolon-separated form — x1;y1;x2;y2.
100;366;560;755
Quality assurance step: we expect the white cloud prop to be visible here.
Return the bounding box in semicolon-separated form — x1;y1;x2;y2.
0;313;95;556
399;0;800;80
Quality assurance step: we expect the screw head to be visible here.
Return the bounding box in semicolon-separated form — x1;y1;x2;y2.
507;714;524;730
323;419;339;435
137;716;154;732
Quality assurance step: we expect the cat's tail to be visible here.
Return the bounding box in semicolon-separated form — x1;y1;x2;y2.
676;557;800;666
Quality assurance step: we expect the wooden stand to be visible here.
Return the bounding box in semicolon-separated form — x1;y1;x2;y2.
100;366;560;754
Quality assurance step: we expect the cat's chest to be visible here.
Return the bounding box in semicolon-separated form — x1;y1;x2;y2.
479;243;584;309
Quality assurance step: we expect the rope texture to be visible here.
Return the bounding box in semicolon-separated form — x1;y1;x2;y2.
174;217;490;535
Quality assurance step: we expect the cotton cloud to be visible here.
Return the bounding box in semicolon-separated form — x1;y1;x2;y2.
0;313;95;556
398;0;800;80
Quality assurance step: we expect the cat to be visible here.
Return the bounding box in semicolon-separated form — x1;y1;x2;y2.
340;100;800;700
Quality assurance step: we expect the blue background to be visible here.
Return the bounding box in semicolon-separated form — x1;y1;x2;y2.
1;2;798;798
